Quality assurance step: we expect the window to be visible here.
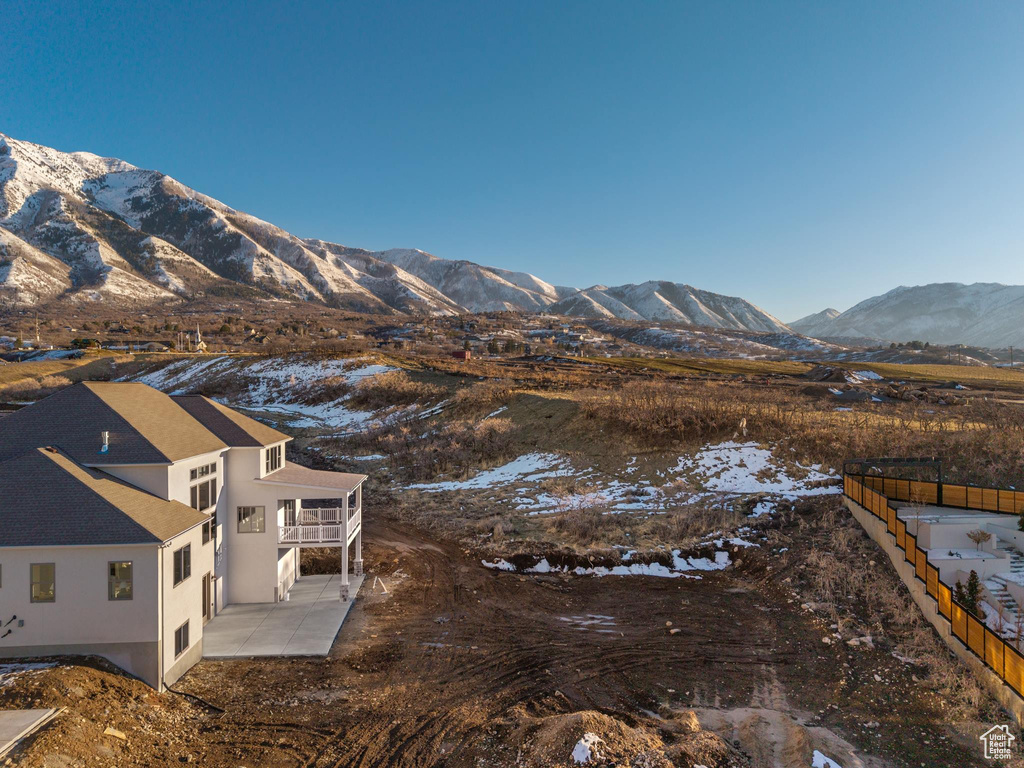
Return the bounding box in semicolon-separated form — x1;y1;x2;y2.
108;561;133;600
237;506;266;534
30;563;55;602
173;544;191;586
189;463;216;481
174;620;190;657
190;477;217;513
265;445;282;474
202;519;213;545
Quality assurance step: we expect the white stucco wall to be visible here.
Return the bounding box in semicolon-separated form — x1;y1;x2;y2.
159;522;214;683
221;446;292;604
100;464;171;499
0;543;161;685
0;544;159;646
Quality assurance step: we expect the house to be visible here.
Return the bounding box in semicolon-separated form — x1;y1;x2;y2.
0;382;365;690
452;350;471;361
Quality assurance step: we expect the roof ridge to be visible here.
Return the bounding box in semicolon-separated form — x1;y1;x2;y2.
27;448;163;544
82;381;226;462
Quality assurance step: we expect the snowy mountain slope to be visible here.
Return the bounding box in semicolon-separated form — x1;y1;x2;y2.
371;248;575;313
549;282;789;332
0;227;72;305
791;284;1024;348
547;286;645;321
0;132;575;315
788;308;840;337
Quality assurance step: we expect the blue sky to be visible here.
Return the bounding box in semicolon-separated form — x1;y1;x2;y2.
4;1;1024;320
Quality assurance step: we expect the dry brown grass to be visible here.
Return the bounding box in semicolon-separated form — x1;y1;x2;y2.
348;370;446;410
790;500;990;720
580;380;1024;487
450;380;518;414
355;417;521;482
0;374;73;399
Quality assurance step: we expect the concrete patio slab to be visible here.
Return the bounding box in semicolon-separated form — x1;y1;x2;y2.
0;708;59;758
202;574;363;658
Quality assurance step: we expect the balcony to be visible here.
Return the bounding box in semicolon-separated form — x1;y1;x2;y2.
279;502;361;546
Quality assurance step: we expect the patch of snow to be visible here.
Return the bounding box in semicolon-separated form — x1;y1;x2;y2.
481;559;516;571
811;750;843;768
675;441;839;499
0;661;57;688
572;733;603;764
410;453;569;491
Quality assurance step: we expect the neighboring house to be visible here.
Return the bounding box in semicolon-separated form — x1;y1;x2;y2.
0;382;365;690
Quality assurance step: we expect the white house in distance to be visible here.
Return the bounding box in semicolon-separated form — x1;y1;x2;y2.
0;381;365;690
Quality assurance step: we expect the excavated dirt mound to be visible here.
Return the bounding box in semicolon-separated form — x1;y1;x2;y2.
0;657;209;767
460;706;747;768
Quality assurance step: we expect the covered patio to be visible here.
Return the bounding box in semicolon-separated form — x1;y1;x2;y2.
202;574;365;657
256;463;365;601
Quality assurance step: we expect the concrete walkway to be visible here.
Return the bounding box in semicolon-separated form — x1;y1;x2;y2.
202;574;363;658
0;708;58;758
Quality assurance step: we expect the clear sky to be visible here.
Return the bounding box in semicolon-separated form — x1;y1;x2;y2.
4;1;1024;320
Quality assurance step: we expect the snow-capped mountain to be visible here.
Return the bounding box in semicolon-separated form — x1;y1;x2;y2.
791;284;1024;348
548;282;789;332
788;308;840;337
0;132;795;333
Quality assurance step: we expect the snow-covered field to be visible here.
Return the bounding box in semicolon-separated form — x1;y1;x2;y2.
126;355;402;432
409;440;839;515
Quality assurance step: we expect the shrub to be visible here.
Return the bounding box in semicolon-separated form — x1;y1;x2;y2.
348;371;446;410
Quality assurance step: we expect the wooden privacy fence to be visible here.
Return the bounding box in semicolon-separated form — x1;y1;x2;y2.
844;473;1024;701
855;473;1024;515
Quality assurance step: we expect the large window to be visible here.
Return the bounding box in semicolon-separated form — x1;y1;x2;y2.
190;477;217;513
265;445;282;474
108;561;133;600
30;563;55;602
173;544;191;586
189;463;216;481
237;506;266;534
174;620;190;657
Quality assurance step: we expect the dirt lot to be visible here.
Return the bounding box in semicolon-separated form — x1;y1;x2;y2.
6;352;1024;767
5;515;1005;768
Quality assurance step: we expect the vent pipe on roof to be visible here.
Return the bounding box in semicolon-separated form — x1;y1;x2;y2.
101;431;109;454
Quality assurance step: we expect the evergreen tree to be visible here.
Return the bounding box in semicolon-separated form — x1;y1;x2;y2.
955;570;983;618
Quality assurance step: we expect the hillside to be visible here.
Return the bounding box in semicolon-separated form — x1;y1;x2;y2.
791;284;1024;348
549;282;789;331
0;132;800;335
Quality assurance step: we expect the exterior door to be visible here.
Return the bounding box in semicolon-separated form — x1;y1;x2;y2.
202;572;212;624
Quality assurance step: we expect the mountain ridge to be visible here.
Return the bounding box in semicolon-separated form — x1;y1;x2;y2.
0;131;789;333
790;283;1024;348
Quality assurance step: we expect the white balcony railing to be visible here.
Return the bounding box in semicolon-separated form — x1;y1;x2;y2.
279;504;360;545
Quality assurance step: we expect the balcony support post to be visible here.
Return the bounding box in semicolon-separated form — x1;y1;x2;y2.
340;494;350;600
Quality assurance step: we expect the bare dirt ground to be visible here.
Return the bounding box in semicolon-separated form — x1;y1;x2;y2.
6;352;1024;767
5;516;1000;768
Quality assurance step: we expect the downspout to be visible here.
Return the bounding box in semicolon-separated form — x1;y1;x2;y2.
158;542;167;691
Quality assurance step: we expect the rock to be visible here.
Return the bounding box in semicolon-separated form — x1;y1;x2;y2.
103;726;127;741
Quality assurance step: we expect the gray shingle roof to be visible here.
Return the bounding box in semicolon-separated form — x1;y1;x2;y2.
172;395;290;448
0;448;209;547
0;382;226;465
